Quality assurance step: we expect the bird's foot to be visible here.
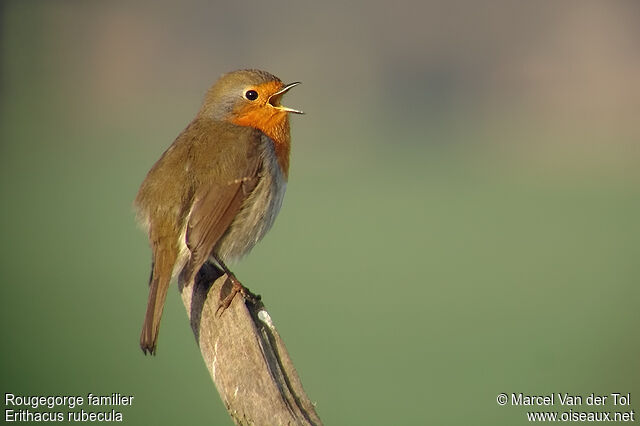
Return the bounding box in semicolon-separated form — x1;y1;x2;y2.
216;274;261;316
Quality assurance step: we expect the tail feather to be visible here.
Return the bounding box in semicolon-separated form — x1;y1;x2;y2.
140;243;176;355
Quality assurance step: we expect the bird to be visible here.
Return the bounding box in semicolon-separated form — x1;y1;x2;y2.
134;69;303;355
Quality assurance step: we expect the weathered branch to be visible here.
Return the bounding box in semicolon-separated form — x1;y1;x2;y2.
179;263;322;426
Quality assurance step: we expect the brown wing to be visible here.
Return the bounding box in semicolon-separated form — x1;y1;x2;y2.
180;167;260;285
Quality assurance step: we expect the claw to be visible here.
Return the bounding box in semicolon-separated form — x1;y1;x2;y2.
216;275;261;316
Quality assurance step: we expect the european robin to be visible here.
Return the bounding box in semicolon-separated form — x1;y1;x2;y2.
135;69;302;355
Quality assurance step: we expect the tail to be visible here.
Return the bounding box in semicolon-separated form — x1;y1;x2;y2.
140;242;177;355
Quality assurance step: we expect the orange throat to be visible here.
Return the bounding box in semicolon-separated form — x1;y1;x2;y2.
232;110;291;178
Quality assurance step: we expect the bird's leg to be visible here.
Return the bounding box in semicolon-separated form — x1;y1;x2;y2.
213;254;260;316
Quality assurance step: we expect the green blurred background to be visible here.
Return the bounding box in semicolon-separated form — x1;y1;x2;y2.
1;1;639;425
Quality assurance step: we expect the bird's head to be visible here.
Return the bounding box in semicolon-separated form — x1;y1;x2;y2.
200;69;302;137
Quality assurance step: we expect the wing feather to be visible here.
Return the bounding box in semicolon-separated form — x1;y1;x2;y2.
180;163;260;285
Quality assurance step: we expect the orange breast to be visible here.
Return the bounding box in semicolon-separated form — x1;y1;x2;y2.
231;107;291;178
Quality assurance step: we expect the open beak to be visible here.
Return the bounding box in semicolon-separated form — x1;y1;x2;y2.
268;82;304;114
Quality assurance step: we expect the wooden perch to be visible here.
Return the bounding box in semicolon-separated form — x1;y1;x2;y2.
179;262;323;426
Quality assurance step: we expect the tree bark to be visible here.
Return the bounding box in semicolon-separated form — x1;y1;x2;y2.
179;262;322;426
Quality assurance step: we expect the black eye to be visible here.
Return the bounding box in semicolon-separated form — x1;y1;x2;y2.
245;90;258;101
